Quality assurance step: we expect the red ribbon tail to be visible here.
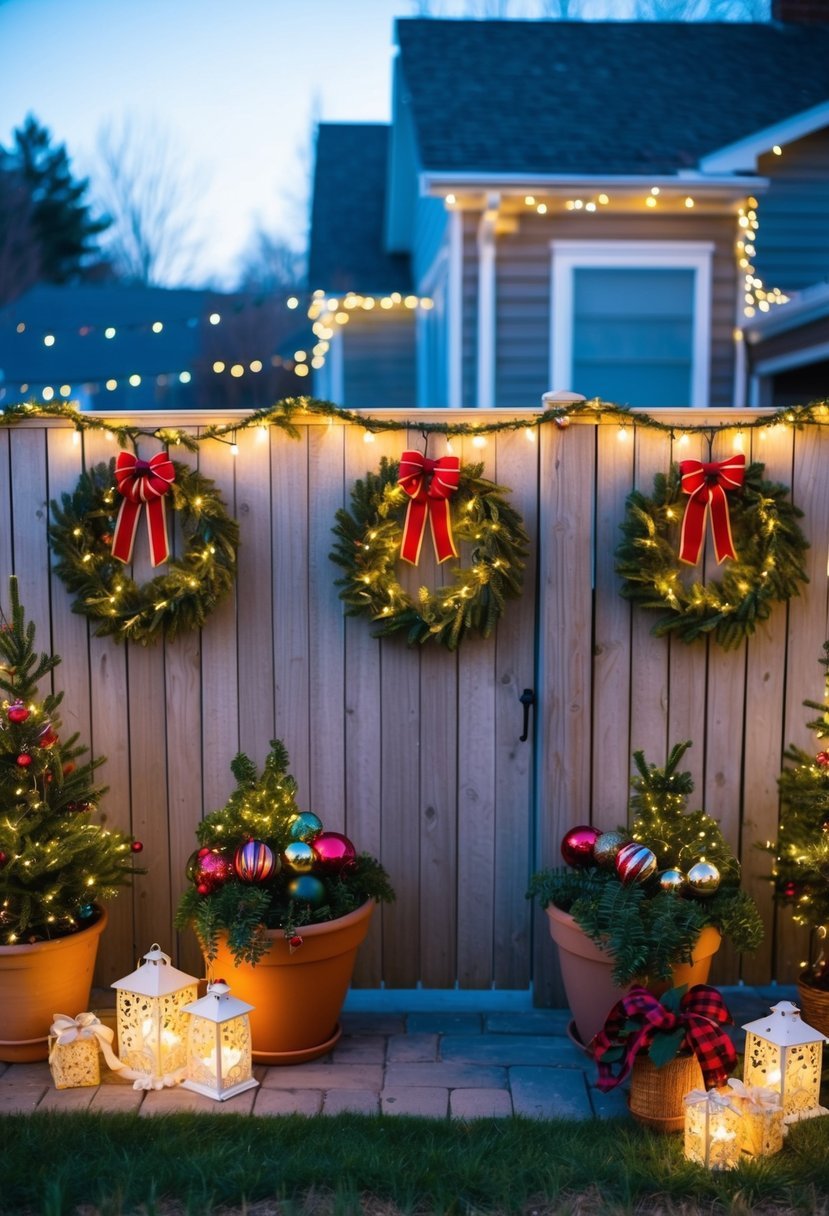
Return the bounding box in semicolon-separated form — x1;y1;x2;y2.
146;497;170;567
678;492;707;566
429;498;458;563
111;498;141;564
708;484;737;564
400;498;427;565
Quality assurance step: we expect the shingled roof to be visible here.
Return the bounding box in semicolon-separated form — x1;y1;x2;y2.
309;123;411;292
395;19;829;176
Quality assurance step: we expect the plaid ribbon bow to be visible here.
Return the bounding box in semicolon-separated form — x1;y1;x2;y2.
591;984;736;1092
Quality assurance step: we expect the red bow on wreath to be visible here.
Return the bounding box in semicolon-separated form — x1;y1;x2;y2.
397;450;460;565
678;455;745;566
591;984;737;1092
111;451;175;567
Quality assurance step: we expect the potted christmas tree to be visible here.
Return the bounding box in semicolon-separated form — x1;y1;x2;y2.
528;741;763;1047
175;739;394;1064
0;576;142;1061
767;642;829;1035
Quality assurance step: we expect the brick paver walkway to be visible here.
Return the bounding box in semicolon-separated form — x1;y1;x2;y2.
0;985;795;1119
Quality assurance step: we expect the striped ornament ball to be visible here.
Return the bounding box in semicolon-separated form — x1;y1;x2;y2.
233;838;278;883
614;841;657;885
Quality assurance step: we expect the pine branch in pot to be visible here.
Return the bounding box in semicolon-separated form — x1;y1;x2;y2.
175;740;395;1064
527;741;763;1048
0;577;143;1061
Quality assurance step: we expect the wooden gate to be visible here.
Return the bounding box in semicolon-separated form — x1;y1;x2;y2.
1;408;826;1002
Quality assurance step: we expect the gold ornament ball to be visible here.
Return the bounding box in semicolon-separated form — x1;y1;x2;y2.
282;840;316;874
658;868;687;895
592;831;628;869
686;860;721;897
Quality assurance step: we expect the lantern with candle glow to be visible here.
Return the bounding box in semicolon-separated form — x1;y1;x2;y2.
111;944;198;1084
742;1000;828;1122
683;1088;744;1170
181;981;258;1101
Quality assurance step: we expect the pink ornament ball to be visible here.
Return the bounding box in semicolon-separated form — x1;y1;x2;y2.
234;838;278;883
560;826;601;868
193;848;233;893
312;831;357;874
615;841;658;885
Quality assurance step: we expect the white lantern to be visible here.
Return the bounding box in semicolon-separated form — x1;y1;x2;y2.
742;1000;828;1123
181;981;258;1101
112;943;198;1084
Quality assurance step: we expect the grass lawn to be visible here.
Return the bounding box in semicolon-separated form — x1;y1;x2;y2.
2;1110;829;1215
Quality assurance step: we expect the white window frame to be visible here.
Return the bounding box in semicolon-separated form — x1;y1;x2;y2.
549;240;714;408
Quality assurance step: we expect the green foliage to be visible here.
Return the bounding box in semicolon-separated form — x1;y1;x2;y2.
0;576;140;941
767;642;829;985
0;114;110;284
175;740;395;964
330;457;529;650
528;741;763;985
48;458;239;645
616;461;809;649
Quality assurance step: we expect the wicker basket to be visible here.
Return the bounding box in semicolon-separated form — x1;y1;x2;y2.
628;1053;704;1133
797;978;829;1039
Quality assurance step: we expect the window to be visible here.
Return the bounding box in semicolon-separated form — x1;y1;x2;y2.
550;241;713;408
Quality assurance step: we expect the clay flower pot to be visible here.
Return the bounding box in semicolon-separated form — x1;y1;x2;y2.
0;907;108;1063
545;904;721;1048
206;900;374;1064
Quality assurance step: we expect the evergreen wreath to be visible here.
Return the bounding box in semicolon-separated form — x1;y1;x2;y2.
49;458;239;646
330;457;529;650
615;460;809;649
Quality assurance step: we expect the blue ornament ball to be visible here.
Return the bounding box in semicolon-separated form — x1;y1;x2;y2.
287;875;326;907
289;812;324;842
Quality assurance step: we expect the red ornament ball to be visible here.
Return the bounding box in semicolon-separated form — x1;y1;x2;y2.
817;752;829;768
131;841;144;853
0;850;7;869
16;753;32;768
196;882;212;896
234;838;278;883
7;702;29;724
312;831;357;874
615;842;658;884
36;721;59;748
560;826;601;868
193;848;233;893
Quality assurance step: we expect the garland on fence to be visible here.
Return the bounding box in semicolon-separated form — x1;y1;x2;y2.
4;394;829;450
49;458;239;646
615;460;809;649
330;457;529;650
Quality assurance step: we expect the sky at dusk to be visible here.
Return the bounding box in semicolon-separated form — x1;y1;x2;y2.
0;0;418;285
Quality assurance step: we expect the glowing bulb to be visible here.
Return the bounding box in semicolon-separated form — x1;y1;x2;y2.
363;431;376;444
212;361;225;374
43;334;55;347
128;374;141;387
104;327;116;339
772;145;782;156
106;379;117;391
152;321;163;333
179;371;191;384
209;312;221;325
536;202;547;214
472;434;487;448
524;427;536;443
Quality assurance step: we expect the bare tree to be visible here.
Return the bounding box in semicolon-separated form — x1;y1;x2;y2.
235;228;306;293
91;115;208;286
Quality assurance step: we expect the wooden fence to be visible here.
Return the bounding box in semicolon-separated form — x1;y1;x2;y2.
2;409;827;1005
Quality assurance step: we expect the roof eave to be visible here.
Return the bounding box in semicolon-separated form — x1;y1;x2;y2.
699;100;829;174
420;171;769;198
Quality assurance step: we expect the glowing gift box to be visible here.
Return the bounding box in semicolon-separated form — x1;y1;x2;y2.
742;1000;828;1123
181;981;258;1102
48;1014;102;1089
112;943;198;1085
724;1078;784;1158
683;1087;744;1170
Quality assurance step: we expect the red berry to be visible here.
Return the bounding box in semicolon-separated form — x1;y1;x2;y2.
196;882;211;895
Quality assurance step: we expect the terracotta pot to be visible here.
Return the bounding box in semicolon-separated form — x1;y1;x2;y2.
545;905;721;1048
0;907;108;1063
628;1052;703;1133
796;976;829;1039
207;900;373;1065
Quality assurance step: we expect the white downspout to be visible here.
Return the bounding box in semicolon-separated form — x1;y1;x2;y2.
448;208;463;408
476;194;498;409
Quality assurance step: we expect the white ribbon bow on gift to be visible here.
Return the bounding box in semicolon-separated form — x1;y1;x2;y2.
49;1012;183;1091
726;1077;783;1113
684;1086;743;1115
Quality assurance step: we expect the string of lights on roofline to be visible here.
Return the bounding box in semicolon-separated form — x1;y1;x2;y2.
2;176;790;397
3;394;829;459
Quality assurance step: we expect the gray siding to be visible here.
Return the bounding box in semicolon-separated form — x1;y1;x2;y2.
413;196;449;288
755;130;829;294
493;210;739;409
342;310;417;408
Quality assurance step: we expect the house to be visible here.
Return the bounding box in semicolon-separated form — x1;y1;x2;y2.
308;0;829;411
0;283;307;411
